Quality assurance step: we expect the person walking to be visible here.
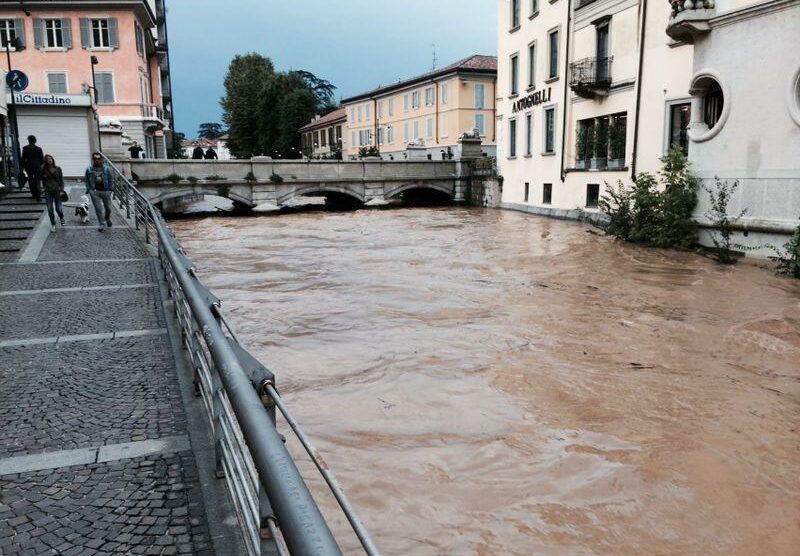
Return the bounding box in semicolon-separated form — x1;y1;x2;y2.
85;152;114;232
41;154;65;232
204;146;218;160
191;145;205;159
21;135;44;201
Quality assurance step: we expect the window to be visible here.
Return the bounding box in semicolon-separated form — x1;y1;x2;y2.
703;81;724;128
378;127;384;145
509;118;517;158
688;74;728;141
548;29;559;79
544;107;555;153
91;18;110;48
475;83;485;109
349;108;354;122
441;83;449;104
47;72;67;94
135;23;145;56
425;86;434;106
524;182;529;202
44;19;64;48
531;0;539;16
475;113;485;136
387;127;394;144
404;94;410;112
351;131;357;147
413;120;420;140
543;183;552;205
358;129;373;146
95;72;115;103
426;117;433;138
596;21;610;82
378;100;385;119
510;55;519;96
336;125;342;143
365;103;371;121
403;122;409;142
412;91;421;109
586;184;600;208
528;43;536;88
668;103;691;154
440;114;449;138
313;131;319;147
0;19;18;48
525;114;532;156
388;98;395;116
320;129;327;147
511;0;521;29
357;106;363;122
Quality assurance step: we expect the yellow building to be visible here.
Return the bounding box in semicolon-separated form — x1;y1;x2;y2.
300;107;346;159
341;55;497;160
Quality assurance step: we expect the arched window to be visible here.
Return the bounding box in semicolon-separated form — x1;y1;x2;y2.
688;71;729;142
703;80;724;128
789;65;800;128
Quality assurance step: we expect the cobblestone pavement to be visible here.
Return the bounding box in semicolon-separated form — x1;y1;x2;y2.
0;199;226;554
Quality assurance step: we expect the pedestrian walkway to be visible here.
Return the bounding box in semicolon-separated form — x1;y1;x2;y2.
0;187;242;555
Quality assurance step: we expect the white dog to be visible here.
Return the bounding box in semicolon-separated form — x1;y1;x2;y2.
63;194;91;224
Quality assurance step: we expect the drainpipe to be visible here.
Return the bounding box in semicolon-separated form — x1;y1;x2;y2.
630;0;648;181
560;0;573;182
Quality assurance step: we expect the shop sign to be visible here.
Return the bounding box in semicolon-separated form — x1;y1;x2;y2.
512;87;552;113
7;92;92;107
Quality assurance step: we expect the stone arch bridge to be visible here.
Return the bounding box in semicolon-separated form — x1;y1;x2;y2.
120;159;475;212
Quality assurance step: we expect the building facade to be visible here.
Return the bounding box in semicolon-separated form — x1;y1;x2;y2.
300;107;345;159
497;0;693;214
667;0;800;254
0;0;173;175
341;55;497;160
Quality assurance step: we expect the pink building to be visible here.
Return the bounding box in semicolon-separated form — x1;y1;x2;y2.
0;0;173;175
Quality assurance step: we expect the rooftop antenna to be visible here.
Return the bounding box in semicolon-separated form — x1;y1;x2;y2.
431;43;437;71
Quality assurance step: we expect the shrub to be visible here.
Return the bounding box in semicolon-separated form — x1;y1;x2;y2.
770;218;800;278
204;175;227;181
576;125;591;160
608;122;626;160
187;176;198;184
269;173;284;184
165;173;183;184
599;148;698;249
704;177;746;264
592;124;608;159
358;146;380;158
245;171;257;183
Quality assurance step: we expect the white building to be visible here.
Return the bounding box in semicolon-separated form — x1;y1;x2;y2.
496;0;693;217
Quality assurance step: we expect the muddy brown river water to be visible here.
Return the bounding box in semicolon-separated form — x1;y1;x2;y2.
171;207;800;556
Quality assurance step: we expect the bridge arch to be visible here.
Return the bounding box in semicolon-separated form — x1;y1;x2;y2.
384;181;454;200
276;184;365;206
147;188;255;209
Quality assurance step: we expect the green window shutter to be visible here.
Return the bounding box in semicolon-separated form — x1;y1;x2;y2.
108;18;118;48
79;18;89;48
61;18;72;49
32;18;43;49
13;18;25;48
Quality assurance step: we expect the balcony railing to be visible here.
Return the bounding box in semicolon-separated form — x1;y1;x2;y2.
141;103;164;121
568;57;612;99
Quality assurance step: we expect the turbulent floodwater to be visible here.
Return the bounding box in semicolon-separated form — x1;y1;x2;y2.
171;207;800;556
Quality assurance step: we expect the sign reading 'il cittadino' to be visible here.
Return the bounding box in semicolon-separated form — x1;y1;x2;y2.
511;87;552;113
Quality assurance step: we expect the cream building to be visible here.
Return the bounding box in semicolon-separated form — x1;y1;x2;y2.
497;0;693;214
341;55;497;160
300;107;346;159
667;0;800;254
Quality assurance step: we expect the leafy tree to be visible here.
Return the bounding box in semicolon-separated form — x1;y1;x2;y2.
221;53;275;158
704;178;746;264
198;122;225;140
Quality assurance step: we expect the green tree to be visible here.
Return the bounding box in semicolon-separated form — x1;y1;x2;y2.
221;53;275;158
198;122;225;140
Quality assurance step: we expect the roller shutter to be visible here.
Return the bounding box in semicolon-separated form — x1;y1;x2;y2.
16;107;92;178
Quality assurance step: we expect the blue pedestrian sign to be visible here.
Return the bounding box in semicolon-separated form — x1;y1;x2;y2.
6;69;28;92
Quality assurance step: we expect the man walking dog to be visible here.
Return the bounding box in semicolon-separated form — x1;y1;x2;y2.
85;152;114;231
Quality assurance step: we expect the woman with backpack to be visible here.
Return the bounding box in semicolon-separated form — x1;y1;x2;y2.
41;154;65;232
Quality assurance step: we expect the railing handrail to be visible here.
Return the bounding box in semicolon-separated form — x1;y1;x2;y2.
101;154;364;556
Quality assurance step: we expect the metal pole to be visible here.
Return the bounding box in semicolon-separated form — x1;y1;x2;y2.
5;42;20;188
91;57;102;151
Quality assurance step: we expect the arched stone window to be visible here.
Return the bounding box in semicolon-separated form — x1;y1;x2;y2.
688;70;729;142
789;65;800;128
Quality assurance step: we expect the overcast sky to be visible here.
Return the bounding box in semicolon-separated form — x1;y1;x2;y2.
167;0;497;137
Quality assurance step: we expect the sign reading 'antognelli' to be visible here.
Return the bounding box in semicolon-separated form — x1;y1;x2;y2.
512;87;552;113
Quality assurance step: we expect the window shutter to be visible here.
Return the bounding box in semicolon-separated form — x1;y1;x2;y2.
13;18;25;48
61;18;72;49
135;24;142;55
79;18;89;48
108;18;118;48
32;18;43;49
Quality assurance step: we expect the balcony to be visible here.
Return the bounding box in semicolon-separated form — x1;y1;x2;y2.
569;57;612;99
666;0;715;43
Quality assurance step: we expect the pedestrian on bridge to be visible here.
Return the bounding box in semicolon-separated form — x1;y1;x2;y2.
41;154;65;232
85;153;114;232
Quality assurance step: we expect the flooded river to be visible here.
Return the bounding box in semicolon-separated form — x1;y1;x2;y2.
171;207;800;555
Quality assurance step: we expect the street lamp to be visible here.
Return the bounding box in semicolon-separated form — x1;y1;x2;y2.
5;35;24;187
90;55;102;150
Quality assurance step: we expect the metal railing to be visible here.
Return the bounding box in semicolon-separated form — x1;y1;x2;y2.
568;57;613;97
102;153;380;556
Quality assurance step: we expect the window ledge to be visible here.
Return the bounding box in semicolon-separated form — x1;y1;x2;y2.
541;151;556;156
88;47;115;52
507;156;517;160
509;25;521;34
523;154;533;158
566;166;629;173
529;11;540;20
526;84;537;92
545;76;559;84
508;93;519;99
42;47;68;52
